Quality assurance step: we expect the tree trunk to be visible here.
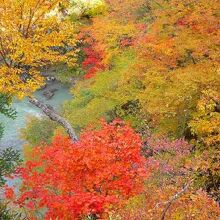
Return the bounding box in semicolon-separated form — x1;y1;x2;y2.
29;97;78;142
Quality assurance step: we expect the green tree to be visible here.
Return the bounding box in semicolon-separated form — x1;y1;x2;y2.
0;94;16;139
0;94;23;219
0;146;22;219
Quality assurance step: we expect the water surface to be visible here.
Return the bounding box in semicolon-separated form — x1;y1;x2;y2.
0;81;72;151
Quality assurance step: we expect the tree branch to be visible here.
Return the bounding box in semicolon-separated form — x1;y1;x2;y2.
0;38;10;67
28;96;78;142
154;179;193;220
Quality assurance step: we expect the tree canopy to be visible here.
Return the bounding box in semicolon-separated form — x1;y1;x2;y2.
0;0;77;98
1;0;220;219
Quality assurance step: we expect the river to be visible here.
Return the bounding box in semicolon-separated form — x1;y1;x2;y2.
0;81;73;151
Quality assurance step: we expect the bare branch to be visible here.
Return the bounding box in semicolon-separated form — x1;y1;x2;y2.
29;96;78;142
154;179;193;220
0;38;10;67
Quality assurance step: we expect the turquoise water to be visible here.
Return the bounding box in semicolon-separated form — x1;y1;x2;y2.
0;82;72;151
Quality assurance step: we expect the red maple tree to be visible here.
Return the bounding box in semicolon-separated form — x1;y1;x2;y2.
82;46;106;79
18;120;147;219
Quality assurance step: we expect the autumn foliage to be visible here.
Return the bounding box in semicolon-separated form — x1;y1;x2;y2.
18;120;146;219
82;46;105;79
1;0;220;219
0;0;77;98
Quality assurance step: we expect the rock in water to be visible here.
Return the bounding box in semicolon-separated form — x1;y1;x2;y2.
43;90;55;100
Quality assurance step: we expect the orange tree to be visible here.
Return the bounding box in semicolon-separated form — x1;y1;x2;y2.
135;0;220;136
63;0;220;135
17;120;147;219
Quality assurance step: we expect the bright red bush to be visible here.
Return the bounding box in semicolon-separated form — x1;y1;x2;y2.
18;120;147;219
82;46;105;79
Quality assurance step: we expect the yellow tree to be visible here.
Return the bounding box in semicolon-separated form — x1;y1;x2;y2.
189;89;220;199
0;0;79;141
0;0;77;99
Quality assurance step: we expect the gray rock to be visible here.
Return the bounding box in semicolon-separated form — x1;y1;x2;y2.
50;88;58;93
43;90;55;100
